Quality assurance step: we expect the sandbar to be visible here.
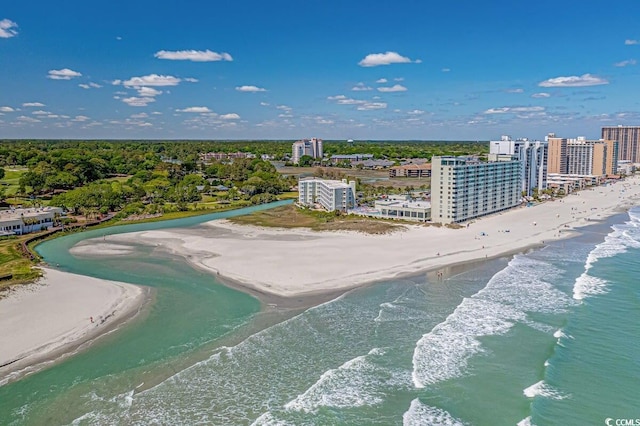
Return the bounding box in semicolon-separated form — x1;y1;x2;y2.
0;268;150;385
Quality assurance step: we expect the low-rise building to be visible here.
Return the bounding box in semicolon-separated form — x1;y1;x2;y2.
374;197;431;221
617;160;635;175
298;177;356;212
546;173;603;194
0;207;64;236
352;159;394;169
199;152;250;163
329;154;374;164
389;163;432;178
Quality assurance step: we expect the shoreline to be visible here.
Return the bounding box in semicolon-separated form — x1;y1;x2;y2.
4;177;637;385
70;176;640;305
0;268;153;386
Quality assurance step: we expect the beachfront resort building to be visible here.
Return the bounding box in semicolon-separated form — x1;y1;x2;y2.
547;134;618;177
431;156;522;224
292;138;323;164
374;196;431;221
602;126;640;163
350;195;431;222
0;207;64;236
489;135;547;196
298;177;356;212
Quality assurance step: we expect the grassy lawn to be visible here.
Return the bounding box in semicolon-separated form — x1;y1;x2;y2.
278;166;429;190
228;204;404;234
0;235;42;295
1;167;28;196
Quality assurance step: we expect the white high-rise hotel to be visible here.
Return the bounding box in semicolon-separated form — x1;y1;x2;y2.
298;177;356;212
431;156;522;224
292;138;323;164
490;135;548;196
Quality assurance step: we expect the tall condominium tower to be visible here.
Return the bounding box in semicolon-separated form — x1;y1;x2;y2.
602;126;640;163
292;138;323;164
547;134;618;176
431;156;522;224
489;135;548;196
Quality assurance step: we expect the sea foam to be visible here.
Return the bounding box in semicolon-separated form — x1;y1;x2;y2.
412;255;567;388
402;398;468;426
523;380;568;400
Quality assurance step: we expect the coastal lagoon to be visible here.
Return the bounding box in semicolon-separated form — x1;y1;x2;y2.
1;203;639;425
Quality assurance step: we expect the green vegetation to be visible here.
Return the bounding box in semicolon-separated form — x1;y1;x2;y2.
228;204;404;234
321;140;488;160
0;139;485;291
0;235;43;293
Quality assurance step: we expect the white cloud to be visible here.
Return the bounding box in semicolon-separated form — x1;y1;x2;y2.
137;86;163;97
184;77;199;83
317;119;334;124
484;106;545;114
235;85;267;92
506;88;524;93
48;68;82;80
394;77;405;82
32;110;51;115
79;82;102;89
220;113;240;120
327;95;387;111
407;109;425;115
357;102;387;110
154;50;233;62
441;68;450;72
0;19;18;38
130;112;148;119
352;82;372;91
0;106;15;112
72;115;90;122
538;74;608;87
276;105;292;111
122;96;156;107
531;92;551;98
328;95;362;105
123;74;181;87
177;106;212;113
376;78;388;83
625;39;639;45
614;59;637;67
260;102;270;106
22;102;45;107
377;84;407;92
17;116;40;123
358;51;418;67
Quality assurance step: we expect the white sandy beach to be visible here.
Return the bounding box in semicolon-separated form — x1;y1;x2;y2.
0;268;146;383
72;176;640;299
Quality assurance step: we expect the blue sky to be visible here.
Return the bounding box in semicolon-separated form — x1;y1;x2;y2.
1;0;640;140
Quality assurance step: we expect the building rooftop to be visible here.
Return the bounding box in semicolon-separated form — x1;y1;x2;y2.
299;177;354;189
0;206;63;221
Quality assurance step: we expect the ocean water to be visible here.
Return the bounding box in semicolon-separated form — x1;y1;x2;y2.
1;204;639;425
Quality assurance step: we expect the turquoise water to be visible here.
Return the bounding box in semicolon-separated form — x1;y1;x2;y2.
1;202;639;425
